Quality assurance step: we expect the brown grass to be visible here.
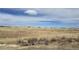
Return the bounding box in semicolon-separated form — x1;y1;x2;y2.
0;27;79;49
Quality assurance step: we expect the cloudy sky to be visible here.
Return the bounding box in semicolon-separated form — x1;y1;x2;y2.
0;8;79;28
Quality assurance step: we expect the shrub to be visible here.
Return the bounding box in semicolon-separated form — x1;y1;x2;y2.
67;38;75;43
74;38;79;42
50;38;57;43
27;38;38;45
17;38;49;46
61;36;66;39
17;39;28;46
38;38;49;45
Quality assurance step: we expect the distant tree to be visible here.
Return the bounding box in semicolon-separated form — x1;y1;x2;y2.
27;26;31;28
38;26;41;28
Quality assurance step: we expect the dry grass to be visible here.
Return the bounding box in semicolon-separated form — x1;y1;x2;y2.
0;26;79;49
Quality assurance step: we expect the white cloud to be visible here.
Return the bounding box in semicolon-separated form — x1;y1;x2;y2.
24;10;38;16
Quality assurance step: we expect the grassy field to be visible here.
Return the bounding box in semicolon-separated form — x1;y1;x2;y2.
0;26;79;50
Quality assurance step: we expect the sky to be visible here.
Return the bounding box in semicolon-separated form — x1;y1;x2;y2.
0;8;79;28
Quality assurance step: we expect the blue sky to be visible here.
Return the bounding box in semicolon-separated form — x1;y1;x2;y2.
0;8;79;28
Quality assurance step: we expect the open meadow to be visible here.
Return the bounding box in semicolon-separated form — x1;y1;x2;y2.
0;26;79;49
